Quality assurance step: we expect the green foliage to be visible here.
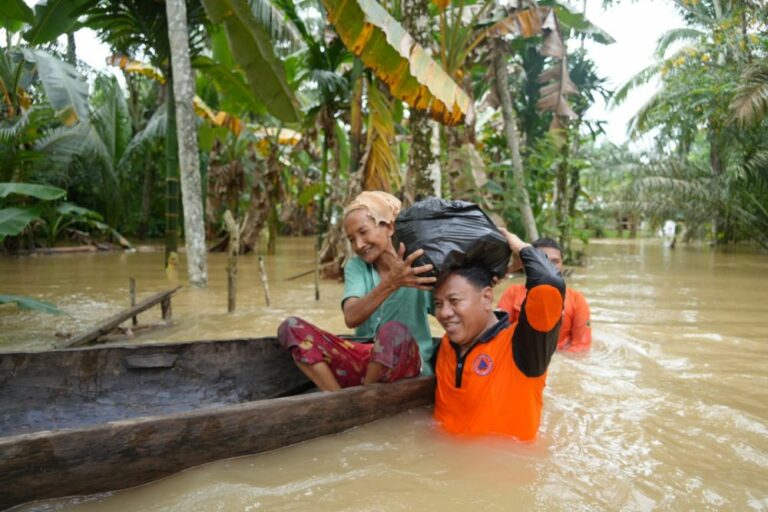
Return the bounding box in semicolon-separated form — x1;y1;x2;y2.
609;1;768;246
201;0;301;123
1;0;34;27
0;182;66;200
553;4;615;45
0;206;43;240
21;48;90;124
0;182;65;241
23;0;95;45
0;295;66;315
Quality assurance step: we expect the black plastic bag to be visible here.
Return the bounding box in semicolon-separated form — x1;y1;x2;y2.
394;197;511;278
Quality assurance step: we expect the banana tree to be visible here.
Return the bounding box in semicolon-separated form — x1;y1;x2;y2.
0;183;65;242
320;0;475;126
0;44;90;180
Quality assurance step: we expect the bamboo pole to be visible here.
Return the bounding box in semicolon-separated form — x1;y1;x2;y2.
224;210;239;313
258;256;271;307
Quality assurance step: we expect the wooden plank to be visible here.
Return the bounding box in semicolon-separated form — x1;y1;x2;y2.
62;286;182;348
0;376;435;509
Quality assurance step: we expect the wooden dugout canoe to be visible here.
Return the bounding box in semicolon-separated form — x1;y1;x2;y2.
0;337;436;510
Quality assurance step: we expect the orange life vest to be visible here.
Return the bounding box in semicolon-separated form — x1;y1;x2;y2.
434;324;547;440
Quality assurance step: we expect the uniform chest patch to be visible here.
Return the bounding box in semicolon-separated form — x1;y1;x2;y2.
472;353;494;376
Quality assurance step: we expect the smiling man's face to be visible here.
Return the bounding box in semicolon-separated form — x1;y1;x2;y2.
433;273;494;347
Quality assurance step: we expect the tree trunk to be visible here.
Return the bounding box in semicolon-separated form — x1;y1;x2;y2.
166;0;208;287
709;133;722;246
266;144;281;255
66;32;76;66
349;59;364;175
138;161;155;240
554;147;569;249
400;0;436;205
404;110;436;205
492;40;539;241
241;153;269;253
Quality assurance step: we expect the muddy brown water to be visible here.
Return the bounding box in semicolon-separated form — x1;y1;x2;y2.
2;238;767;510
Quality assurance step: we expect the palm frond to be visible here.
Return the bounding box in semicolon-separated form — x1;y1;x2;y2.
655;27;705;58
92;75;132;165
118;105;166;169
730;62;768;126
267;0;316;51
627;89;665;136
0;108;33;142
611;64;660;107
34;122;110;170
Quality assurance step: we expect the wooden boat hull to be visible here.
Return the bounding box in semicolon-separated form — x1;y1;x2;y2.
0;338;436;509
1;337;312;437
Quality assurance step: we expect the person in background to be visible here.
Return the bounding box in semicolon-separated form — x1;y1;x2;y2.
277;191;436;391
497;237;591;352
432;230;565;439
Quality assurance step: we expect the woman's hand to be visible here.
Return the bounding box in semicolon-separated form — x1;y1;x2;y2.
380;243;437;290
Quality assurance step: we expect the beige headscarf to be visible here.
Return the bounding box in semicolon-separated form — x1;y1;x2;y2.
343;191;401;225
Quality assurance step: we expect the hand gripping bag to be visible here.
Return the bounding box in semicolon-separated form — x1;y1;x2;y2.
393;197;511;278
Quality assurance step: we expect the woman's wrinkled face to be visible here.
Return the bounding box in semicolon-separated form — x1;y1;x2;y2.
343;209;394;264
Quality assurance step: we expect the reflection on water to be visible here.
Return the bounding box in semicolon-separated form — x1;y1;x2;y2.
4;238;768;510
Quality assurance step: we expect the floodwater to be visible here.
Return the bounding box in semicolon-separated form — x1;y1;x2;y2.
3;238;768;511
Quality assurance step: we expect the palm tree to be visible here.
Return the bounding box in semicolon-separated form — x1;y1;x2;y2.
166;0;208;287
87;0;209;267
612;0;766;245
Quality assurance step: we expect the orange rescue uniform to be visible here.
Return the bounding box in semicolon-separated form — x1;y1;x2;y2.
434;248;565;440
498;284;591;352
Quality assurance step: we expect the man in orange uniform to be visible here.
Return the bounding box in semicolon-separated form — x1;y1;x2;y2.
498;238;591;352
432;230;565;440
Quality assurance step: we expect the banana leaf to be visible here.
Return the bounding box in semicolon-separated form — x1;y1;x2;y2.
192;55;265;117
0;206;41;240
0;182;66;200
359;83;400;191
1;0;34;29
201;0;301;123
0;295;65;315
486;6;578;130
23;0;95;45
21;49;89;125
322;0;474;126
553;4;615;45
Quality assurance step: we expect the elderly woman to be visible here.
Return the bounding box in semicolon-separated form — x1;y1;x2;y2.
277;191;437;391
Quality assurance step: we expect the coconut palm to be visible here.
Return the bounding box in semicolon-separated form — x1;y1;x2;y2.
613;0;767;245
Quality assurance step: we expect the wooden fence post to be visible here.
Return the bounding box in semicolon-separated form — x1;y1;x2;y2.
224;210;239;313
129;278;137;326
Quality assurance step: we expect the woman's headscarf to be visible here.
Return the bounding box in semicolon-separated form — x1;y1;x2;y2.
343;191;401;225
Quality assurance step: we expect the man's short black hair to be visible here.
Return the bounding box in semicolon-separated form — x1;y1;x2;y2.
439;266;493;290
532;237;562;253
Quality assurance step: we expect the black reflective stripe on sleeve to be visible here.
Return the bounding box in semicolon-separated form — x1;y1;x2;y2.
520;246;566;296
513;312;560;377
511;246;565;377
